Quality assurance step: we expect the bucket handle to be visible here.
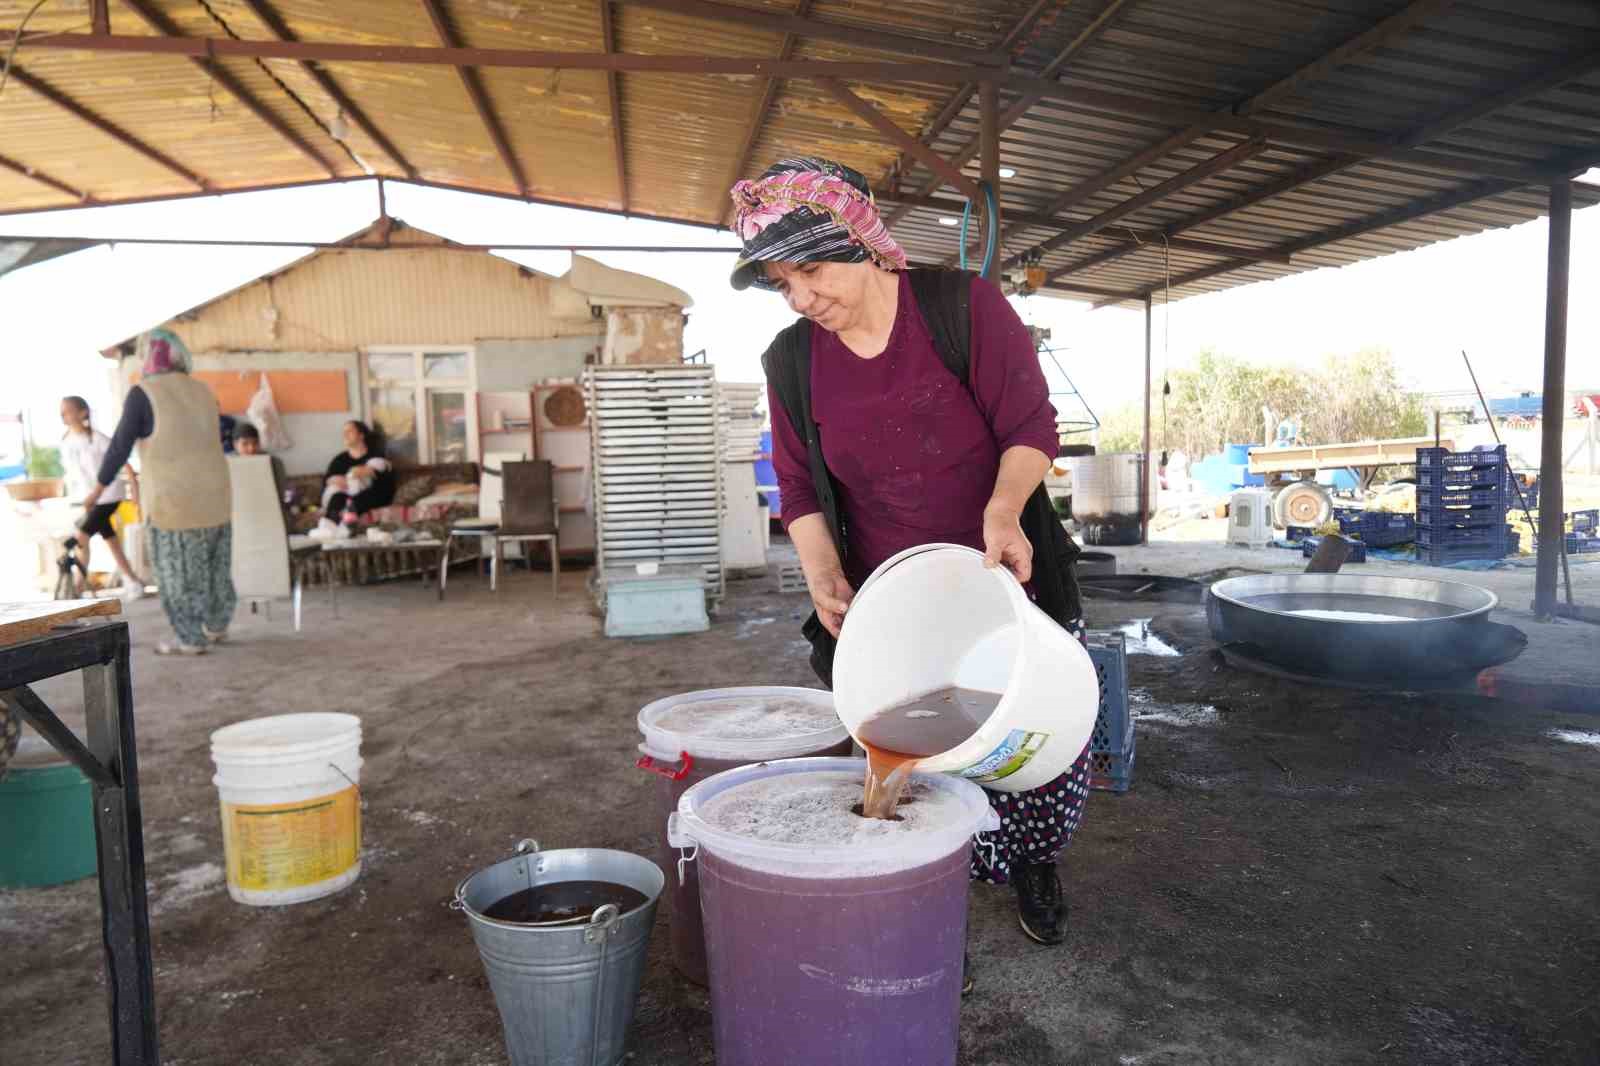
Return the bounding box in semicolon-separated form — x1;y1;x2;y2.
665;812;699;888
636;751;695;781
449;838;542;913
584;905;619;1066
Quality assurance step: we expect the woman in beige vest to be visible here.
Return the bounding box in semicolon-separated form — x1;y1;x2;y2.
85;330;236;656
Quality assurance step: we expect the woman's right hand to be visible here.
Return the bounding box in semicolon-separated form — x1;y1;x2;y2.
807;568;855;638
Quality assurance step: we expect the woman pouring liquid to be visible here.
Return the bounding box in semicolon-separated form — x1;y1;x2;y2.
731;159;1090;992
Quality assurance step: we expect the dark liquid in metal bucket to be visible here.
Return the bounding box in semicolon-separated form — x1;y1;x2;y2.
856;687;1001;819
482;880;648;924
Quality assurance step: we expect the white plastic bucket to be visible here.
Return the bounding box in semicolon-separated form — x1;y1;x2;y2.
636;686;849;766
210;712;364;906
831;543;1099;793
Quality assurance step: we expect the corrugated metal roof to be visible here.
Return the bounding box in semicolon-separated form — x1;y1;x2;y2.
2;0;1598;306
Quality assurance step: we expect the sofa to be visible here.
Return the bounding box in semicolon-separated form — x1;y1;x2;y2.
284;461;481;535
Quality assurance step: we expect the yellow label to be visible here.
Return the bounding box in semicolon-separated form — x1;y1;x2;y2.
221;787;361;892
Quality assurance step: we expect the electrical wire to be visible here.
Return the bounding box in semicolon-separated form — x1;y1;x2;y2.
0;0;55;101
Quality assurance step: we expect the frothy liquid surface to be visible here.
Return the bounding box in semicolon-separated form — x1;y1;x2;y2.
699;770;968;847
1289;609;1407;622
855;687;1000;819
654;695;840;741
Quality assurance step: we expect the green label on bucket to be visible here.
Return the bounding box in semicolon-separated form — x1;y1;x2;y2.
958;729;1050;784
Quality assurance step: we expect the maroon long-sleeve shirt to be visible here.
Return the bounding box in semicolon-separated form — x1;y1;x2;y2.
768;272;1059;588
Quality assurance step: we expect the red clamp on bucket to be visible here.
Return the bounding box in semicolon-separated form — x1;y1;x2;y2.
636;751;694;781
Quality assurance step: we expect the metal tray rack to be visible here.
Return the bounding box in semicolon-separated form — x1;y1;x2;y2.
586;366;726;606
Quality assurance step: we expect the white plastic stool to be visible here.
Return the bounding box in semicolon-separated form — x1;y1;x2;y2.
1227;489;1274;549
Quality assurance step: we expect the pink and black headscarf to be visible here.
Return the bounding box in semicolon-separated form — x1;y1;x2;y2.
728;157;907;291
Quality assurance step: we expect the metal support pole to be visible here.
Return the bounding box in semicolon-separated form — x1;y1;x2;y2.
1142;293;1153;546
979;79;1001;282
1534;180;1571;617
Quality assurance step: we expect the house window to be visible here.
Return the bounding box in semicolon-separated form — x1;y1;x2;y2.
362;348;477;465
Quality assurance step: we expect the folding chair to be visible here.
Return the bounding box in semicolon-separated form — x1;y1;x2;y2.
440;460;560;596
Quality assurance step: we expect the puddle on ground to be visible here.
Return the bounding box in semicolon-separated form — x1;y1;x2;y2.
1548;729;1600;748
1117;619;1180;657
1128;687;1218;727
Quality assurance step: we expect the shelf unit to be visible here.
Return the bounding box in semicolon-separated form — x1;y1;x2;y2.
586;365;724;605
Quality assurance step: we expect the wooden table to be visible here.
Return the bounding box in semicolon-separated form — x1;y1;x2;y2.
1;599;157;1064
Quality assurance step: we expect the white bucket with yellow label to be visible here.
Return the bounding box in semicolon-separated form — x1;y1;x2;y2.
210;713;363;906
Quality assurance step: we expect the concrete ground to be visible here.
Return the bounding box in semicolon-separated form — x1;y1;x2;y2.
2;539;1598;1065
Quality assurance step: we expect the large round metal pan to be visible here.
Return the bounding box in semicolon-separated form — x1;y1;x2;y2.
1206;574;1501;680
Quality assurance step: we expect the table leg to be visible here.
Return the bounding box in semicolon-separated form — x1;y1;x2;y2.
82;636;160;1065
293;570;304;632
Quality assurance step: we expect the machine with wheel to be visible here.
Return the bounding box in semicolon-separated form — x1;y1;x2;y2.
1247;436;1452;531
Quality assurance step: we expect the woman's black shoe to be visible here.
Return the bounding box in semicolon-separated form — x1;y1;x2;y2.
1013;861;1067;945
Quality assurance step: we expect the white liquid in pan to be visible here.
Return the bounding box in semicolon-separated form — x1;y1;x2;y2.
1289;609;1408;622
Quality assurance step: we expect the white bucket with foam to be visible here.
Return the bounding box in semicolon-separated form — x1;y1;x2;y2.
210;712;363;906
832;543;1100;793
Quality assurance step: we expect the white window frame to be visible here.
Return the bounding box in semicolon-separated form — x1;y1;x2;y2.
361;346;480;464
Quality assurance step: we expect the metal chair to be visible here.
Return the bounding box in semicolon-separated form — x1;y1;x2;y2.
440;460;560;597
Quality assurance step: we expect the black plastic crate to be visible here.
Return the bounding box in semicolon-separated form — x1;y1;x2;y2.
1086;631;1133;793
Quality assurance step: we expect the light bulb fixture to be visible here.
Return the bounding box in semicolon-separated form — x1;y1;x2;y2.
328;109;350;142
998;167;1016;179
938;216;960;227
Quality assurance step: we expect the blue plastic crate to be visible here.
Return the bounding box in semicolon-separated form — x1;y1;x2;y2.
1336;510;1416;547
1572;509;1599;534
1419;543;1509;565
1301;535;1367;563
1507;528;1521;555
1285;525;1315;542
1417;525;1508;548
1416;502;1507;530
1569;532;1600;554
1086;631;1133;793
1418;482;1507;506
1418;470;1504;493
1417;444;1506;474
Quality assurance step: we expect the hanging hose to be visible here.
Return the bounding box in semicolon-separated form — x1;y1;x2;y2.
958;182;1000;277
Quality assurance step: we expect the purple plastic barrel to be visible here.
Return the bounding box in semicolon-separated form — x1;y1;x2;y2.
669;757;998;1066
636;688;851;985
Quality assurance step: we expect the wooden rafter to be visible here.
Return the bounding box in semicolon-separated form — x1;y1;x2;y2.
418;0;530;196
716;0;813;223
121;0;337;179
7;67;209;190
238;0;418;180
599;0;627;211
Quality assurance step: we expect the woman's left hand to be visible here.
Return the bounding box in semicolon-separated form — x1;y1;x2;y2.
982;503;1032;583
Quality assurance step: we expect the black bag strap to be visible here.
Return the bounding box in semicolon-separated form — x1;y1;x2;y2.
907;267;974;384
762;320;845;552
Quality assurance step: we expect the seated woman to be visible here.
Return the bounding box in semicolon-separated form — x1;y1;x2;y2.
319;420;396;531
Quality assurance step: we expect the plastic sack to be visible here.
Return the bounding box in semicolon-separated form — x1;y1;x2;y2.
247;373;293;452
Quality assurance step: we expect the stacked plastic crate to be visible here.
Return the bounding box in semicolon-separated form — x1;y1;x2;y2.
1415;445;1509;565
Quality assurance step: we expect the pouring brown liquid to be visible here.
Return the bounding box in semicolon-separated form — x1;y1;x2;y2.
855;687;1002;819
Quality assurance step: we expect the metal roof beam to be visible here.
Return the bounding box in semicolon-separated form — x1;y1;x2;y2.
885;0;1130;224
1081;175;1533;308
599;0;627;211
121;0;338;179
882;0;1054;205
6;67;210;190
418;0;530;196
717;0;813;223
1049;42;1600;286
818;78;983;201
1029;137;1268;256
0;152;90;201
617;0;1006;66
237;0;418;180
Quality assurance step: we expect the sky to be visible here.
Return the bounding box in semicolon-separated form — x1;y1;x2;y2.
1;176;1597;451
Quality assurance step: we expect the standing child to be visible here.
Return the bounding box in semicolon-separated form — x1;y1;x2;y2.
60;395;148;600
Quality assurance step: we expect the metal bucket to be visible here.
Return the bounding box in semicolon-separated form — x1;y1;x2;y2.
454;840;664;1066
